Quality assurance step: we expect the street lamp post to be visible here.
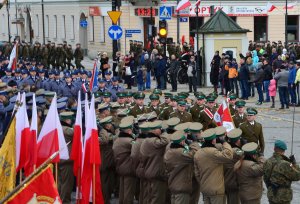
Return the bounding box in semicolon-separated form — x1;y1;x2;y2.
41;0;45;44
177;0;180;43
285;0;288;48
150;1;154;50
6;0;11;43
196;3;201;86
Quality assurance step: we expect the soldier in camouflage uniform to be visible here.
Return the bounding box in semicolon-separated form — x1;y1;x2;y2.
66;44;74;69
263;140;300;204
49;42;56;68
74;43;84;69
41;44;49;67
22;42;30;60
56;44;66;70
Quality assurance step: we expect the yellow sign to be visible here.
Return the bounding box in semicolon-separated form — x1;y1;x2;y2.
107;11;122;25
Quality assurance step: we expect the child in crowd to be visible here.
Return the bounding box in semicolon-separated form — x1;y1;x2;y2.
269;78;277;108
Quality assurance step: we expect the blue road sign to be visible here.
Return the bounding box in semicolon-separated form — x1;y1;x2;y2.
180;17;188;23
108;25;123;40
159;6;172;20
80;20;88;28
126;29;141;34
125;33;132;38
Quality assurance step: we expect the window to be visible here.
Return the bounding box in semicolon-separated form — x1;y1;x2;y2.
35;15;39;37
70;15;75;39
189;17;204;37
62;15;66;39
54;15;57;38
254;16;268;42
45;15;49;37
1;14;5;34
90;16;94;41
287;15;298;41
100;16;105;42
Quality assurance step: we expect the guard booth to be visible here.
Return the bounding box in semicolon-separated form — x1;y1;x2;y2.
194;9;251;87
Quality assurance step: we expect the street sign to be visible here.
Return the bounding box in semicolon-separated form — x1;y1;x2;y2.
159;6;172;20
107;11;122;25
80;20;88;28
108;25;123;40
125;29;141;34
125;33;132;38
180;17;188;22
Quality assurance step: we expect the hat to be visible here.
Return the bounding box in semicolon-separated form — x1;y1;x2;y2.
119;120;133;130
112;76;119;81
44;91;56;97
146;111;157;121
54;70;60;76
171;131;186;144
206;95;215;102
35;89;44;97
116;92;126;98
57;102;67;110
117;108;129;117
166;117;180;127
148;120;163;130
137;114;148;123
29;67;37;72
246;107;258;116
103;92;112;98
178;93;188;100
120;116;135;125
98;103;109;111
139;122;150;131
57;97;68;103
164;93;172;98
38;69;45;74
105;71;112;75
100;116;113;124
5;68;12;72
125;91;134;97
177;100;186;106
110;102;121;109
21;69;29;75
0;82;7;88
189;122;203;133
60;111;74;120
274;140;287;150
229;94;237;100
149;94;160;100
170;95;178;101
215;126;226;137
64;73;71;78
202;128;217;141
153;88;162;95
235;100;246;108
98;78;106;83
196;92;206;100
174;122;191;132
242;142;258;154
227;129;242;142
134;92;145;99
15;68;21;73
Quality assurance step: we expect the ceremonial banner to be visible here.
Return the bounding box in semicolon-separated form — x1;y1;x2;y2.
6;164;62;204
0;118;16;198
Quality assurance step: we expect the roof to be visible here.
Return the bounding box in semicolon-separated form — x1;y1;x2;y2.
197;9;251;34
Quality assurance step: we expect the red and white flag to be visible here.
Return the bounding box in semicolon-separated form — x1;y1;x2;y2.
36;94;69;166
284;2;297;9
195;0;201;7
81;83;87;93
8;42;18;70
15;92;31;172
176;0;191;12
24;93;38;176
213;100;235;132
81;95;104;204
266;2;276;12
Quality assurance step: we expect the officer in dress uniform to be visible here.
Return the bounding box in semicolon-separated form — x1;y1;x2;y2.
23;67;39;87
104;71;113;88
14;68;22;87
148;94;161;116
37;69;50;90
190;92;206;122
59;73;78;98
116;92;127;108
170;100;193;123
50;70;64;93
159;95;178;120
232;100;247;128
228;93;237;116
129;92;149;118
1;67;14;83
110;76;125;102
199;95;218;130
96;78;109;93
159;93;172;110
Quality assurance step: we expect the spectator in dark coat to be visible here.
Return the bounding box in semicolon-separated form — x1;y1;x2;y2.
274;66;290;109
253;62;265;105
210;51;221;93
262;59;273;102
169;54;179;92
155;54;167;90
238;57;249;100
288;61;297;105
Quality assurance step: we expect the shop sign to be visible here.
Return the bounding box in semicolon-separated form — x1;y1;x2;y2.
89;6;101;16
135;8;158;16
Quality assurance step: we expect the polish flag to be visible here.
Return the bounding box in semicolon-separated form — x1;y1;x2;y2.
176;0;191;12
266;2;276;12
24;94;38;176
84;93;89;128
36;94;69;166
195;0;201;7
81;83;87;93
8;41;18;70
81;95;104;204
284;2;297;9
16;92;31;172
213;100;235;132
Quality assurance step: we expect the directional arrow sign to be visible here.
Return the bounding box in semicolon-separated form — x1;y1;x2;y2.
107;11;122;25
108;25;123;40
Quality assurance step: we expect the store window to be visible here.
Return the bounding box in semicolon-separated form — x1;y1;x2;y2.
254;16;267;42
189;17;204;38
287;15;298;41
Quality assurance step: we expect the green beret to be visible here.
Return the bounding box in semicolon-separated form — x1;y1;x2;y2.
103;92;112;97
246;107;258;116
148;120;163;130
116;92;126;98
153;88;162;95
227;129;242;142
215;126;226;137
134;92;145;99
235;100;246;107
189;122;203;132
242;142;258;154
274;140;287;150
202;128;217;140
171;131;186;144
149;94;160;100
100;116;112;124
60;111;74;120
119;120;133;130
178;100;187;106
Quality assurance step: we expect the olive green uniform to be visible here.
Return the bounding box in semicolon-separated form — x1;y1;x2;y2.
190;104;204;122
240;121;265;153
232;113;247;128
199;107;217;130
170;110;193;123
129;104;149;118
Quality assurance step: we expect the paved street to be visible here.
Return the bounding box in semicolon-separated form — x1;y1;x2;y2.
79;57;300;204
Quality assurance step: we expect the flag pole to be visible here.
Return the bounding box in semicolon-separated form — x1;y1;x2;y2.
19;170;22;183
76;168;81;204
55;163;58;187
93;163;96;204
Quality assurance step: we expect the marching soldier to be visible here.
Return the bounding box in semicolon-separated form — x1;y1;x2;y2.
190;93;206;122
41;44;49;67
199;95;217;130
56;44;66;70
159;95;178;120
148;94;161;116
232;100;247;128
74;43;84;69
129;92;149;118
228;93;237;116
49;42;56;68
170;100;193;123
263;140;300;204
66;44;74;69
240;108;265;154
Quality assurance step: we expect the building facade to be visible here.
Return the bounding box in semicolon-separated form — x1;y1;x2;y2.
0;0;299;58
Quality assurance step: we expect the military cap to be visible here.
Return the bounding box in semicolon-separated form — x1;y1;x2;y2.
80;69;87;75
54;70;60;76
177;100;187;106
57;97;68;103
125;91;134;97
60;111;74;120
21;69;29;75
100;116;113;124
98;103;109;111
210;92;218;99
98;71;102;76
44;91;56;97
7;80;17;87
98;78;106;83
196;92;206;100
148;120;163;130
166;117;180;127
139;122;150;131
153;88;162;95
235;100;246;108
38;69;45;74
170;95;178;101
137;114;148;123
87;71;92;78
110;102;121;109
117;108;129;117
164;92;172;98
215;126;226;137
103;92;112;97
227;128;242;142
36;98;46;105
0;82;7;88
57;102;67;110
189;122;203;132
206;95;215;102
178;93;188;100
116;92;126;98
171;131;186;144
242;142;258;154
64;72;71;78
25;92;34;99
119;120;133;130
174;122;190;132
15;68;21;73
229;93;237;100
29;67;37;72
274;140;287;150
134;92;145;99
120;116;135;125
149;94;160;100
246;107;258;116
202;128;217;140
105;71;112;75
146;111;158;121
35;89;45;97
5;67;12;72
48;70;54;75
112;76;119;81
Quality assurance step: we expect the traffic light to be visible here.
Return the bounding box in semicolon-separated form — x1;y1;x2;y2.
159;20;167;43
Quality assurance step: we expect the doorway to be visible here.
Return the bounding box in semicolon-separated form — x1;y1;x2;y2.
143;17;155;49
79;13;88;55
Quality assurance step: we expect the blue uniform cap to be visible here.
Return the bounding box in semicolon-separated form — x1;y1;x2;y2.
38;69;45;73
15;68;21;73
21;69;29;75
5;68;12;72
112;76;119;82
57;97;68;103
98;78;106;83
57;102;67;110
105;71;112;75
98;71;102;76
64;73;71;78
80;69;87;75
87;71;92;78
275;140;287;150
29;67;37;72
54;70;60;76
